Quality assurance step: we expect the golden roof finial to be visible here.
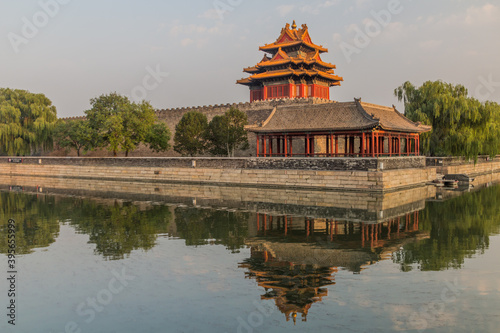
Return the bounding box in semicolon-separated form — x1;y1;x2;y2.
292;20;297;30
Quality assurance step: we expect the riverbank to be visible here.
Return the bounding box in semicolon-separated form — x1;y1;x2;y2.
1;157;434;192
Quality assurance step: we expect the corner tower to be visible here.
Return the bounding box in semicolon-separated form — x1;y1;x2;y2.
237;21;343;102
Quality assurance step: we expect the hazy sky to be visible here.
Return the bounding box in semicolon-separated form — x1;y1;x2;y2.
1;0;499;118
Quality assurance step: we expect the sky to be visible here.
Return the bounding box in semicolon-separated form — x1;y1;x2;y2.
1;0;499;118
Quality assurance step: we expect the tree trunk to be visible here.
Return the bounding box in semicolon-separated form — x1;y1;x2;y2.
77;149;80;157
113;150;117;157
125;150;129;157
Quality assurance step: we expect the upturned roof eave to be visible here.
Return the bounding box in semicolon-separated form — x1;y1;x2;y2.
247;124;378;134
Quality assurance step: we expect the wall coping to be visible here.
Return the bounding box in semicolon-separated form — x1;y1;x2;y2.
0;156;426;171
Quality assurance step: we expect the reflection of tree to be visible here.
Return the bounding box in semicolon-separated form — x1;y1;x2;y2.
0;192;60;254
0;191;173;260
239;248;335;324
68;200;172;260
393;185;500;271
174;207;249;253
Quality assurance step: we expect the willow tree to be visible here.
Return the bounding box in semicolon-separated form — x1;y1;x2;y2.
395;81;500;160
0;88;57;156
85;93;157;157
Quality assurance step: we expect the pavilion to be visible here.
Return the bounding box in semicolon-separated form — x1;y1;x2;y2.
246;99;431;157
238;22;431;157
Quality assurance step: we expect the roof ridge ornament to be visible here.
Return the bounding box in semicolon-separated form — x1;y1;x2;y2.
292;20;297;30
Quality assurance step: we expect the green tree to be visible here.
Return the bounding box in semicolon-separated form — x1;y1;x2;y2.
205;107;249;157
174;111;208;156
53;119;92;156
394;80;500;160
0;88;57;156
85;93;157;157
145;123;171;153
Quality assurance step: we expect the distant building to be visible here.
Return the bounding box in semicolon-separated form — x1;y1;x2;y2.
237;21;343;102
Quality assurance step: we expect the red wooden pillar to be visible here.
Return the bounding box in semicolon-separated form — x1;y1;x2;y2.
371;132;375;157
284;216;288;235
263;86;268;100
330;134;334;157
263;135;267;157
256;135;260;157
361;132;366;157
310;135;315;157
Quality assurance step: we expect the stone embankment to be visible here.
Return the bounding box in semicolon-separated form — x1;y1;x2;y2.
0;156;434;192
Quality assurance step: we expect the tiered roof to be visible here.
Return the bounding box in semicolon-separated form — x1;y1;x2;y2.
237;21;343;87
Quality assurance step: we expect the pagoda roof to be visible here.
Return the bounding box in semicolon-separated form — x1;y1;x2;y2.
237;68;343;85
260;22;328;53
253;49;337;70
246;99;433;134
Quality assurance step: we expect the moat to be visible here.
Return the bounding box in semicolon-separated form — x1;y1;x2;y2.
1;178;499;333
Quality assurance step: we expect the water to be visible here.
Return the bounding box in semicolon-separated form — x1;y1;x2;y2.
0;181;500;333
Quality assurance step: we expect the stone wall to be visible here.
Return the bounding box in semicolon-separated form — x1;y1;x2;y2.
0;156;425;171
155;97;333;157
427;156;500;176
0;157;434;192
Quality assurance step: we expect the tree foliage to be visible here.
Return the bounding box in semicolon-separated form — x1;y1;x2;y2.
53;119;92;156
173;111;208;156
395;80;500;160
205;107;249;157
0;88;57;156
85;92;165;156
145;123;171;153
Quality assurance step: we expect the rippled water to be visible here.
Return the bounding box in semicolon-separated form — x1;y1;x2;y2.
1;181;500;333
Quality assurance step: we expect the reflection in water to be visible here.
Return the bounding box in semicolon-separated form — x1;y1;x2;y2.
239;248;336;324
173;207;249;253
2;182;500;325
66;200;172;260
0;192;60;254
239;213;425;323
393;185;500;271
0;192;172;260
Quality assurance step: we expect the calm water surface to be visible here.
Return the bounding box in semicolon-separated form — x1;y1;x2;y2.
1;184;500;333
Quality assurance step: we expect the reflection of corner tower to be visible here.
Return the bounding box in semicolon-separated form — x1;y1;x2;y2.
237;21;343;102
239;248;336;324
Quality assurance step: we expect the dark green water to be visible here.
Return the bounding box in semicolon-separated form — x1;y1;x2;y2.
0;185;499;332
